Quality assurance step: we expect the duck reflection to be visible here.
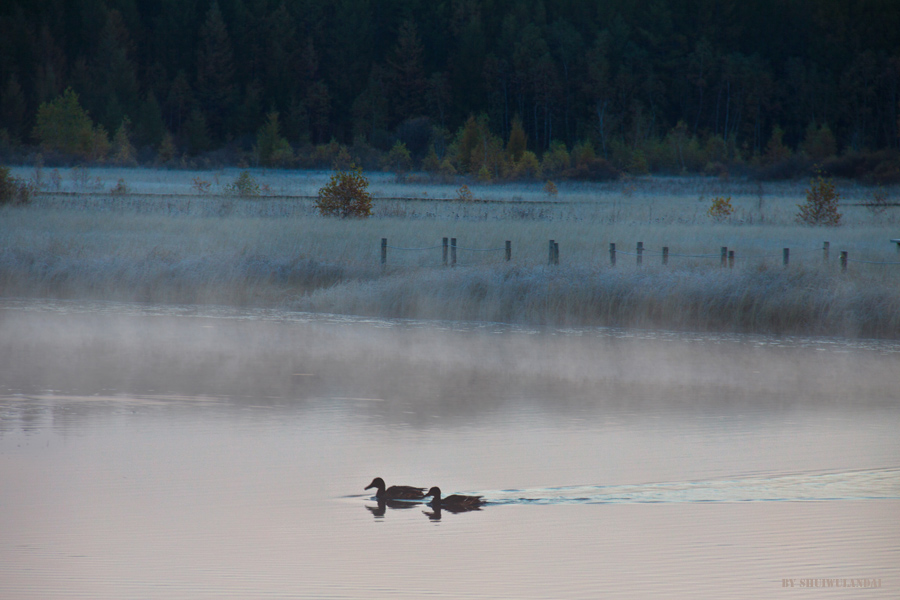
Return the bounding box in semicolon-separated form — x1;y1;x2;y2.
365;498;422;518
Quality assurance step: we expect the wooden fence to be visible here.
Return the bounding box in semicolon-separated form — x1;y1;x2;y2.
381;238;900;272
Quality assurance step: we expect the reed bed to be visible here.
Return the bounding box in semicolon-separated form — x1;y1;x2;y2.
2;168;899;337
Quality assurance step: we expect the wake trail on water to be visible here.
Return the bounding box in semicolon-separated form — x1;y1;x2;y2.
472;468;900;506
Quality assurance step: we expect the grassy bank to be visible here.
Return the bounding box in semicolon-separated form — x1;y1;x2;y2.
2;168;899;338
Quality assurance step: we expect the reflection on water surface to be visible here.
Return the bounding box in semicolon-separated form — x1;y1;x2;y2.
1;299;898;599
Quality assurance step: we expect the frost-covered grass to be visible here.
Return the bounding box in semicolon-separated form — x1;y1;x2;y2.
2;167;899;337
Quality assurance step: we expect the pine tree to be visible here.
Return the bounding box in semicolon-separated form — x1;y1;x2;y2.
507;114;527;163
196;1;235;142
256;111;292;166
0;75;27;141
135;92;166;148
797;171;841;226
388;20;427;125
94;10;139;133
112;117;137;165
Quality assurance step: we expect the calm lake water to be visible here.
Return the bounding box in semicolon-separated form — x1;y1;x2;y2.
1;299;898;599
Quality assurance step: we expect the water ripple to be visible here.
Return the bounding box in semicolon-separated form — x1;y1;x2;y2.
474;468;900;505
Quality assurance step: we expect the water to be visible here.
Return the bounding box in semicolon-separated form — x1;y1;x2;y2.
1;299;898;599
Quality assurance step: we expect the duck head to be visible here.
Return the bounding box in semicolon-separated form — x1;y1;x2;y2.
365;477;386;493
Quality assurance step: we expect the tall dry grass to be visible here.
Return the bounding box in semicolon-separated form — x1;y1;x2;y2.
2;168;899;337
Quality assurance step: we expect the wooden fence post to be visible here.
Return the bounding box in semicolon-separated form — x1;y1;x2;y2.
442;237;448;266
728;250;735;268
381;238;387;265
840;251;848;272
505;240;511;261
554;241;560;265
721;247;728;267
783;248;789;267
637;241;643;266
823;241;830;263
549;240;556;265
610;243;616;267
662;246;668;266
451;237;457;267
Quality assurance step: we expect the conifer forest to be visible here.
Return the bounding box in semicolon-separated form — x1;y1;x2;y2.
2;0;899;180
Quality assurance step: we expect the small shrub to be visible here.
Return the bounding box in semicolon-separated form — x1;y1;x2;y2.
628;149;650;175
227;170;260;197
562;156;619;181
541;141;570;177
868;187;890;218
802;123;837;162
511;151;541;180
707;196;734;222
49;168;62;191
764;125;791;165
797;170;841;226
703;161;729;179
30;158;44;191
110;178;129;195
456;184;475;202
157;132;177;164
192;177;212;194
71;165;103;191
385;141;412;174
544;180;558;197
0;165;33;205
439;158;457;177
314;140;352;170
316;164;372;217
422;147;441;173
870;155;900;185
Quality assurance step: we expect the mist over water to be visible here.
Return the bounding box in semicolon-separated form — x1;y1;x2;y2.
1;299;898;599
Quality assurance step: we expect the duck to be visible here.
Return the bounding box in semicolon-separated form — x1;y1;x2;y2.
364;477;426;500
424;486;485;512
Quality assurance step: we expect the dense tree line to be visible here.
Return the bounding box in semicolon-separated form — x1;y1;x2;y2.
1;0;899;179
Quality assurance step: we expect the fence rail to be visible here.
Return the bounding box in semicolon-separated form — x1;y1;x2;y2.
379;238;900;272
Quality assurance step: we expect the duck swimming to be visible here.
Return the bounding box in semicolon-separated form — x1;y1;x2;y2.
424;486;485;511
365;477;426;500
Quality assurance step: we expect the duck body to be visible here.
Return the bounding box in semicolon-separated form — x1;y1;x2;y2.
365;477;426;500
424;486;485;511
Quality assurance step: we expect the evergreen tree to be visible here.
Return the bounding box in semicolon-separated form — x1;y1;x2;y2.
196;1;236;142
507;114;527;162
135;92;166;148
256;110;292;166
1;0;900;170
165;71;194;135
33;88;95;157
388;19;427;125
112;117;137;165
0;75;27;141
93;9;139;133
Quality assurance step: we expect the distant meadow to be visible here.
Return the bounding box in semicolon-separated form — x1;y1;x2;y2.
2;166;899;338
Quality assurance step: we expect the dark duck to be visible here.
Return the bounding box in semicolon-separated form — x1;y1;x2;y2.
365;477;426;501
424;486;485;512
